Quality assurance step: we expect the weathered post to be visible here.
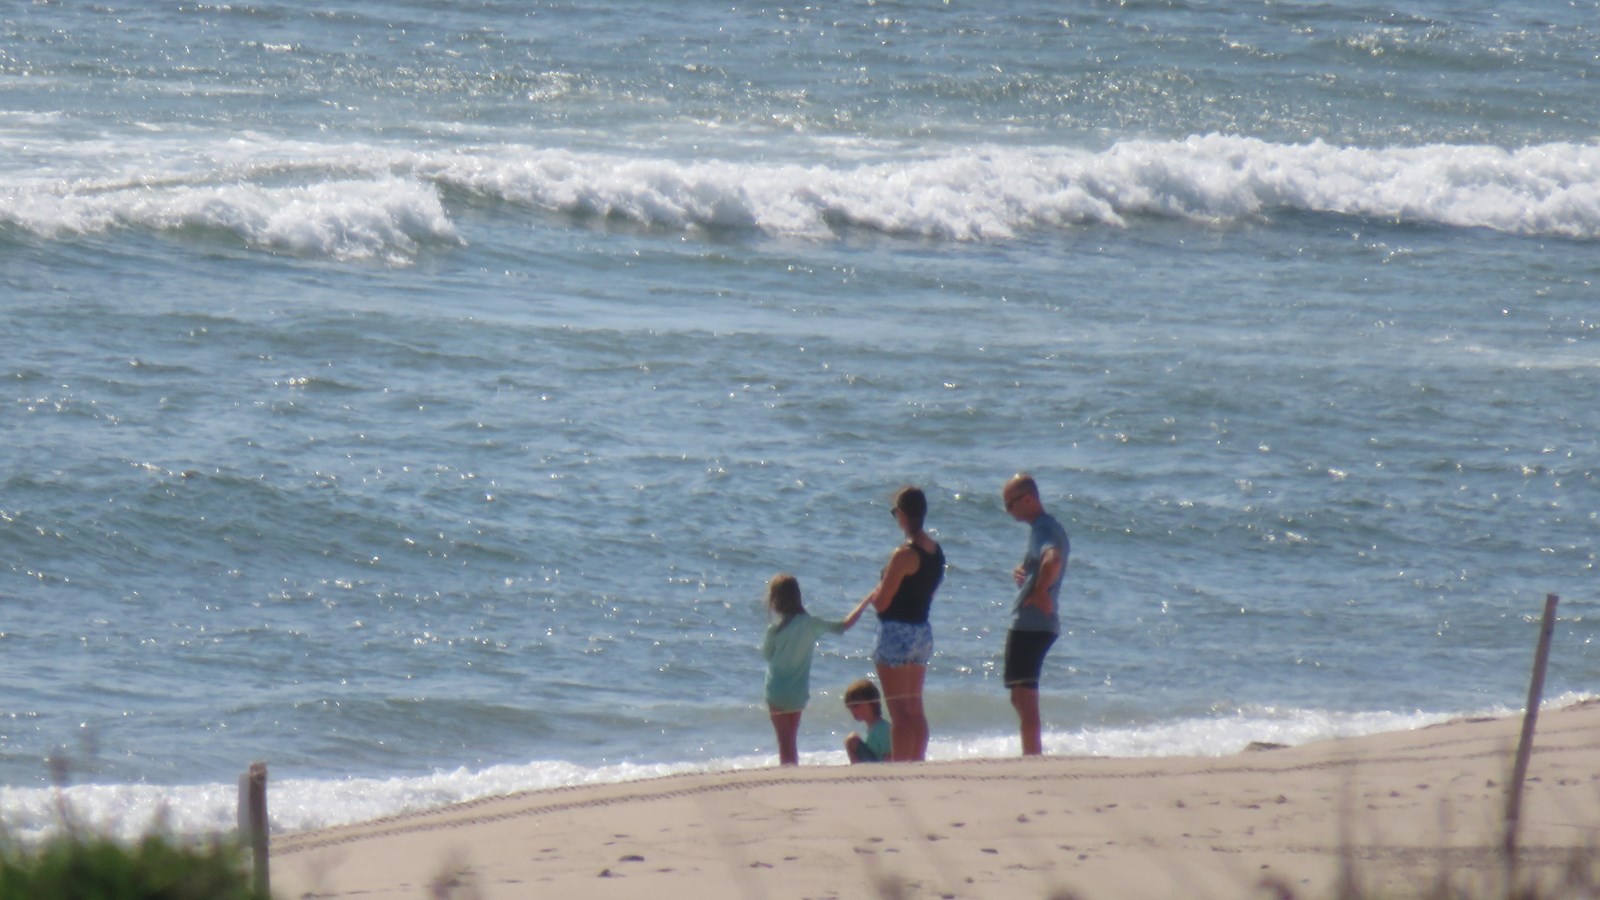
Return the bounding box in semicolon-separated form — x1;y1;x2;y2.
1503;594;1559;863
237;761;270;896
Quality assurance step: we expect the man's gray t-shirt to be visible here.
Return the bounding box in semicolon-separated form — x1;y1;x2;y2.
1013;513;1069;634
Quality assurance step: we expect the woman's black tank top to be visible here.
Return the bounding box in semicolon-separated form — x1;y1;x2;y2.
880;542;945;624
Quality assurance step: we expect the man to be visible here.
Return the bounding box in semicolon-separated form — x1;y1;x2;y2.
1000;472;1068;756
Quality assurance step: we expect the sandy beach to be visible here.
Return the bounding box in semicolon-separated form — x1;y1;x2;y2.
272;701;1600;899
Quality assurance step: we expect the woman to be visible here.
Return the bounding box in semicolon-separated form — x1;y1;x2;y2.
862;485;944;761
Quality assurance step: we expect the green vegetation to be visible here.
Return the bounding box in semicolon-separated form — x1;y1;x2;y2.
0;830;268;900
0;751;268;900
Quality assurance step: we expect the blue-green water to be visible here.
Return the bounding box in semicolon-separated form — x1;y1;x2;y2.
1;0;1596;840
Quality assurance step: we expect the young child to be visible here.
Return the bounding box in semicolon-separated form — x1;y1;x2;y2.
842;677;892;764
762;573;873;766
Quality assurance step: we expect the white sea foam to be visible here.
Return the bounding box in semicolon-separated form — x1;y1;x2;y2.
420;136;1600;240
0;755;775;845
6;697;1584;845
0;174;458;264
3;135;1597;260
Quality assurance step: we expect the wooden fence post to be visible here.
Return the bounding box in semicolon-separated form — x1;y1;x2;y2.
1503;594;1559;863
237;761;270;896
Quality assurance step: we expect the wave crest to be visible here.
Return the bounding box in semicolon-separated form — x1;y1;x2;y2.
429;135;1600;240
4;135;1596;260
2;175;459;263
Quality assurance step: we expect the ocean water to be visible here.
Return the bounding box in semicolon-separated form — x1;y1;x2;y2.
2;0;1597;842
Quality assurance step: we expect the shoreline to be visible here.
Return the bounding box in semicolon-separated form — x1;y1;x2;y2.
272;701;1600;899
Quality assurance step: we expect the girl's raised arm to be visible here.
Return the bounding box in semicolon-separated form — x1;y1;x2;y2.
840;592;874;630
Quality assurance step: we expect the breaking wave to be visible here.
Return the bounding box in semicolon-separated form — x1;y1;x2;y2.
3;135;1597;261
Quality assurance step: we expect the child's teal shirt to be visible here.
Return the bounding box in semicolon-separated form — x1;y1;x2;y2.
762;612;848;712
861;716;892;761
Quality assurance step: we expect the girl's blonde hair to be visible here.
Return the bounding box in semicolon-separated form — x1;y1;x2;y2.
766;573;805;624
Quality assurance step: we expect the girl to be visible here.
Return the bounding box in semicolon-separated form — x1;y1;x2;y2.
762;573;872;766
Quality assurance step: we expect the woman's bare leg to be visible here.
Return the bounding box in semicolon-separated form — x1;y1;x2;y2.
875;663;928;761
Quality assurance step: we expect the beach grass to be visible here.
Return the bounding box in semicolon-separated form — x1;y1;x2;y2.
0;829;268;900
0;754;267;900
